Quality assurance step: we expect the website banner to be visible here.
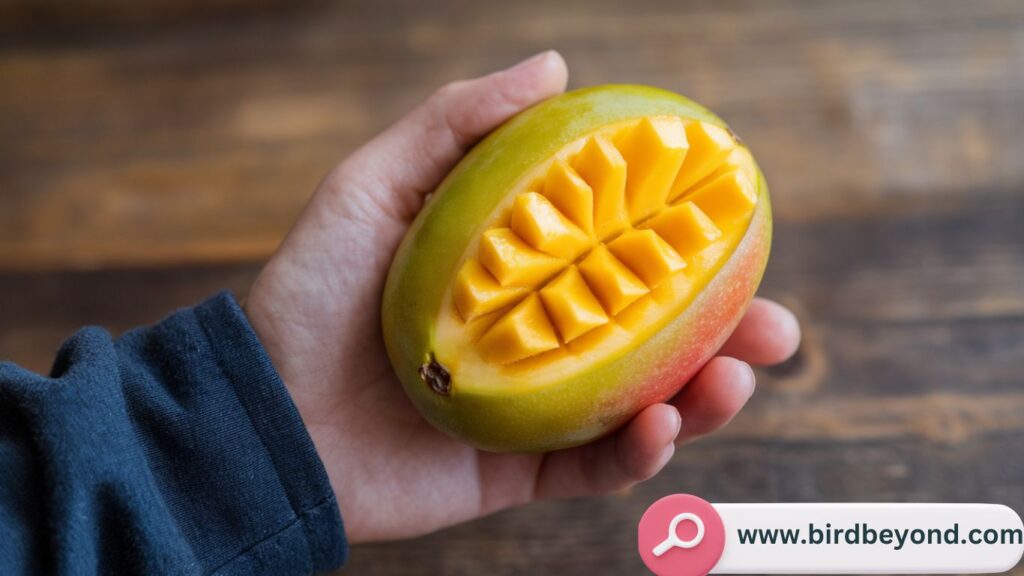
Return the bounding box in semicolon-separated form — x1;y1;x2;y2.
639;496;1024;575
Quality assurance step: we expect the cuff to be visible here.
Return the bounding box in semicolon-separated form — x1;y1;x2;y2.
193;291;348;573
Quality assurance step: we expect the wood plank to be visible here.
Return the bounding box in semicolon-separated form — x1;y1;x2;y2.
2;2;1024;574
5;266;1021;443
763;193;1024;324
0;264;260;373
1;0;1023;270
346;434;1024;574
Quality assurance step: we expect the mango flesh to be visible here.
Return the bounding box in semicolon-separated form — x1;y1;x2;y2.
382;85;771;452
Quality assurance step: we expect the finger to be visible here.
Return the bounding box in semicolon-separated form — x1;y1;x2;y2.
534;403;681;500
718;297;801;366
670;356;756;445
341;50;569;221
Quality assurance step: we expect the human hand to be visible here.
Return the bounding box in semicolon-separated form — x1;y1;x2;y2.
245;51;801;543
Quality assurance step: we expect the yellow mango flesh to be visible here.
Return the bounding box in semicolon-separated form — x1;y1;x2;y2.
452;259;528;322
607;229;687;288
509;192;592;260
616;117;689;222
539;267;609;343
578;245;650;315
572;135;628;239
640;201;722;258
477;228;565;287
443;115;757;372
669;121;738;201
683;169;758;223
543;160;596;236
477;294;560;364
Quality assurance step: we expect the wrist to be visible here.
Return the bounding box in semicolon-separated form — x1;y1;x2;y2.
242;289;347;519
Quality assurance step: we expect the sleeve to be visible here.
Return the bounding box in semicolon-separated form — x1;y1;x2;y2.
0;291;348;575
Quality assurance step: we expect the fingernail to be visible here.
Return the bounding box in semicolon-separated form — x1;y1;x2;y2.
658;441;676;467
781;309;802;361
507;50;553;72
744;362;757;397
670;408;683;439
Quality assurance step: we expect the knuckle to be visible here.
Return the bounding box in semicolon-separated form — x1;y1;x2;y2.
432;79;468;103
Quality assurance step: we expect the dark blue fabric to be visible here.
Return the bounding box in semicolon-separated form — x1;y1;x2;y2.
0;291;348;575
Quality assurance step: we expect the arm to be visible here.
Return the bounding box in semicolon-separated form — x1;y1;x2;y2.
0;292;346;575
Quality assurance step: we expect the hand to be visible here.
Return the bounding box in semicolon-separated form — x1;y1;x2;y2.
245;51;801;543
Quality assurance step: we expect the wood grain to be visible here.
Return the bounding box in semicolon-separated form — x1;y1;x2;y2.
2;0;1023;270
1;0;1023;574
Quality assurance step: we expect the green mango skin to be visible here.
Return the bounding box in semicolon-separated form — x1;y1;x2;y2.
382;85;771;453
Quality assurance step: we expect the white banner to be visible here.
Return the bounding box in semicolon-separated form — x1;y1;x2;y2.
711;503;1024;574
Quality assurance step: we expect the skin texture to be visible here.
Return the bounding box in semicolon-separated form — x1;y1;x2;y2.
383;84;772;452
245;51;801;544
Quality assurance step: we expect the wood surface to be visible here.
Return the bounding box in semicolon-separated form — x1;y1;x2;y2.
2;1;1023;573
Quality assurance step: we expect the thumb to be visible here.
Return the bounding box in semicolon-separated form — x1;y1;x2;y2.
331;50;569;223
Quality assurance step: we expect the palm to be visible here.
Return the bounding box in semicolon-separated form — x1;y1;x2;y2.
248;164;555;541
245;51;799;544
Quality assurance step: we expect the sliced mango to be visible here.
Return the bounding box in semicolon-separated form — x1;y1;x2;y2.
615;116;688;222
640;201;722;258
689;146;756;193
478;294;560;364
460;117;757;367
478;228;565;287
669;122;737;202
572;135;628;239
452;259;529;321
539;267;609;343
578;245;650;315
509;192;592;260
542;160;595;236
683;170;757;223
607;229;687;288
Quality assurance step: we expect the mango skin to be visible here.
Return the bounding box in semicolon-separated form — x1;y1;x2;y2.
382;85;771;453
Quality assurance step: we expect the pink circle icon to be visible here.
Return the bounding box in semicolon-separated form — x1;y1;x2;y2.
638;494;725;576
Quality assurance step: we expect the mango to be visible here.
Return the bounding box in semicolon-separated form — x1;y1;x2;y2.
382;85;771;452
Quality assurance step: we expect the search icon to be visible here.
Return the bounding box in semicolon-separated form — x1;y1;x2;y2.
652;512;705;556
638;494;725;576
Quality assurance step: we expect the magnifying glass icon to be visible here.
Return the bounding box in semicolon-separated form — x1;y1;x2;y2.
652;512;705;557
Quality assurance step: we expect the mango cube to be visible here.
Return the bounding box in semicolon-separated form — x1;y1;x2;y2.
641;202;722;258
684;170;757;223
543;160;595;236
452;259;529;321
573;135;629;239
539;267;610;342
669;121;737;201
578;245;650;315
607;229;686;288
615;117;688;222
478;294;560;364
478;228;565;287
509;192;592;260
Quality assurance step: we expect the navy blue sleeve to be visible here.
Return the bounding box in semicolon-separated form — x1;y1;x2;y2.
0;291;348;575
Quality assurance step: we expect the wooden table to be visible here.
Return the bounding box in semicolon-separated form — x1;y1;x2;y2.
2;1;1023;573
